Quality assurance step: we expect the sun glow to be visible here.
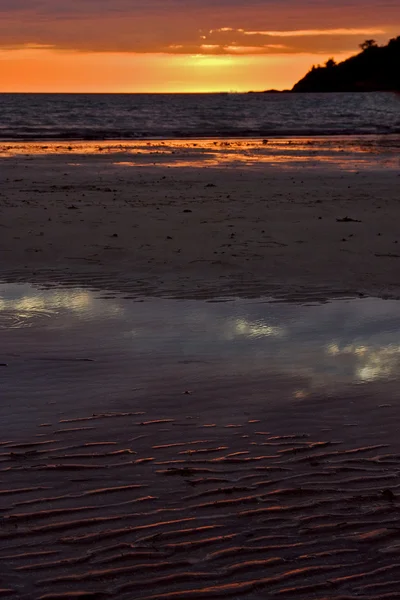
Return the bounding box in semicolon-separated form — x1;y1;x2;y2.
190;55;234;67
0;47;354;93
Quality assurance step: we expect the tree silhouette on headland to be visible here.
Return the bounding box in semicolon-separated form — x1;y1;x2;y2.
292;36;400;92
359;39;378;51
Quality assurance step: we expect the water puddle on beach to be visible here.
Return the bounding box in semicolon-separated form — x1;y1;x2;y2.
1;136;399;171
1;282;400;437
3;283;400;599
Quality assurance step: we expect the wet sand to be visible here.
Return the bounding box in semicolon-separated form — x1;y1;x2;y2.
2;388;400;600
2;295;400;598
2;139;400;598
0;138;399;301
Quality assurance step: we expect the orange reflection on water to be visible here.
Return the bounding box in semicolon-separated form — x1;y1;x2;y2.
0;136;399;171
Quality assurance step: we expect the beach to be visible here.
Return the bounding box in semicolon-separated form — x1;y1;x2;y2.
1;138;400;599
1;138;400;301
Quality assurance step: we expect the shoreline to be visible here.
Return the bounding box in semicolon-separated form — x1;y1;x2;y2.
1;132;399;145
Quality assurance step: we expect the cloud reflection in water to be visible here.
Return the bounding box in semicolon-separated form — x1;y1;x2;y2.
327;341;400;383
1;283;400;393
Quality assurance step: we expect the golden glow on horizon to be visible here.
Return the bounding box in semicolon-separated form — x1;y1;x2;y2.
191;55;235;67
0;48;354;92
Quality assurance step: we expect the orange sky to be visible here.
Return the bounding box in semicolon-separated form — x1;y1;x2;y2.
0;48;358;92
0;1;398;92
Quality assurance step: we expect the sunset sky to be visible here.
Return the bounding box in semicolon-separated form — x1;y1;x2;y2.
0;0;398;92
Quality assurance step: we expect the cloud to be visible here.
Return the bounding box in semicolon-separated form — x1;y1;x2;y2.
0;0;397;55
202;26;392;55
241;28;386;37
0;0;398;14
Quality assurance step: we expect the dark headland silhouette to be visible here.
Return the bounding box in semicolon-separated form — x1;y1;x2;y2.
291;36;400;92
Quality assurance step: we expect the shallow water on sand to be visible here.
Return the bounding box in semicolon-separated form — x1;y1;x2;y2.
1;283;400;436
3;284;400;599
1;136;400;171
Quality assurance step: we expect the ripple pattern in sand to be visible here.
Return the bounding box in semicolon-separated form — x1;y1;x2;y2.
1;413;400;599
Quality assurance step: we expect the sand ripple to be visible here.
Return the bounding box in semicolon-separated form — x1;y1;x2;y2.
1;415;400;599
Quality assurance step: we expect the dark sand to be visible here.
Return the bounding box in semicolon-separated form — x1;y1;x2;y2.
0;138;399;301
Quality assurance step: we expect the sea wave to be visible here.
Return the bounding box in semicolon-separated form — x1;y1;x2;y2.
0;92;399;140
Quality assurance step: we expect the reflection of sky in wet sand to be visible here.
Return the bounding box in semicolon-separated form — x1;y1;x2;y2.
0;288;122;329
0;136;399;171
2;283;400;394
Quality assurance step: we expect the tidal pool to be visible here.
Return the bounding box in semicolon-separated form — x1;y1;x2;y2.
1;283;400;438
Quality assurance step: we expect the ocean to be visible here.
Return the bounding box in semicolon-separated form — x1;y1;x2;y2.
0;92;399;140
